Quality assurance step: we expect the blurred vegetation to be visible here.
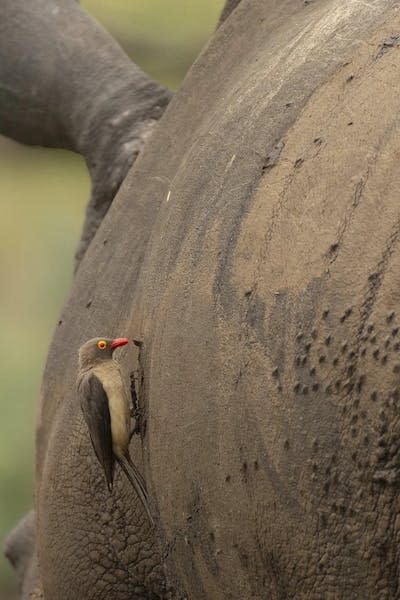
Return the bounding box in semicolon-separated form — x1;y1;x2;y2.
0;1;223;597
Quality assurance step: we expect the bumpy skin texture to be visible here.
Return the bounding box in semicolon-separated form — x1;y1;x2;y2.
8;0;400;598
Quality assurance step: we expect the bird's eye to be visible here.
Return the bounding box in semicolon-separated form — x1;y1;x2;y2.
98;340;107;350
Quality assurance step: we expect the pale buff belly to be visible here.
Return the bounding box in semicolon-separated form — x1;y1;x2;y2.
107;390;130;457
93;363;130;458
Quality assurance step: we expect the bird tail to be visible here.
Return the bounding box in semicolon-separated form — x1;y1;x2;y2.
118;454;154;525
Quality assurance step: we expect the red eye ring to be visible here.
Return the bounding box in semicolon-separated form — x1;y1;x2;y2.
98;340;107;350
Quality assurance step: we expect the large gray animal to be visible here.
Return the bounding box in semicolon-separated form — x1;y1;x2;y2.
4;0;400;598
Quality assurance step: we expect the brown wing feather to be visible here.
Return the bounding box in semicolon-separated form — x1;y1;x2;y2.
78;372;115;490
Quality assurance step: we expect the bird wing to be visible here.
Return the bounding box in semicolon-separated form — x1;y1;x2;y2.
78;372;115;490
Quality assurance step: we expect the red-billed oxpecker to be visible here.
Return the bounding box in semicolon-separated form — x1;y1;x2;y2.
77;337;153;524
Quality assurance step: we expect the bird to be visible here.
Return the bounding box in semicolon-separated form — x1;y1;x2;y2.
77;336;153;524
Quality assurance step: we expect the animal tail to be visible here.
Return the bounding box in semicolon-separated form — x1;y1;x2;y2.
118;454;154;526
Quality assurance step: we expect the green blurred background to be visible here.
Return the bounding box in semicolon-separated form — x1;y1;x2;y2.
0;2;223;597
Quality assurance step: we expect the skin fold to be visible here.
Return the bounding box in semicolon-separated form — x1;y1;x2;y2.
5;0;400;598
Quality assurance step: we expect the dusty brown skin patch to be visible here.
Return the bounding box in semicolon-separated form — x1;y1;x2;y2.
14;0;400;598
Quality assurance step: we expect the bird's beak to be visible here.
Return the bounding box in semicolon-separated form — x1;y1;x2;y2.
110;337;129;350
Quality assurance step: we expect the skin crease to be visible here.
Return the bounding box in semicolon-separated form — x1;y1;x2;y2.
6;0;400;599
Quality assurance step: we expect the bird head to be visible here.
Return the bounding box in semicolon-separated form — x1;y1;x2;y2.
78;337;129;369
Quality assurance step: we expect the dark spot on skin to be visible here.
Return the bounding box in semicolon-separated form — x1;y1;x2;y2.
345;308;352;318
305;342;311;353
311;329;318;340
375;447;388;461
294;158;304;168
381;355;388;365
351;451;357;462
348;351;356;360
244;289;252;297
58;320;63;326
333;357;339;366
319;355;326;364
329;243;339;254
367;323;374;333
322;309;329;319
379;422;388;435
254;461;259;470
347;365;355;377
312;382;319;392
346;74;354;82
310;367;316;376
312;438;319;450
384;337;391;348
284;439;290;450
364;436;369;446
392;327;399;337
361;348;367;357
325;384;332;394
373;349;380;359
314;137;323;145
341;343;348;354
320;513;328;528
340;314;346;323
296;332;303;342
351;414;358;424
356;375;365;392
86;300;92;308
325;336;332;346
392;388;399;401
345;380;355;393
393;364;400;374
302;386;309;395
294;382;301;393
335;380;341;391
103;239;108;245
225;475;231;483
395;342;400;351
209;532;215;542
387;311;395;323
272;367;279;378
295;356;301;367
347;121;353;126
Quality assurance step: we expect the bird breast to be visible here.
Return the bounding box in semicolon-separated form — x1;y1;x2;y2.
93;362;130;458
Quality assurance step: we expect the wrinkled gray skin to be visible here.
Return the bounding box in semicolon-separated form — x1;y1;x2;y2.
5;0;400;598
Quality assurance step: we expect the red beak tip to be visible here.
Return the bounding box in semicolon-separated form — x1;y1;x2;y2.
110;337;129;350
